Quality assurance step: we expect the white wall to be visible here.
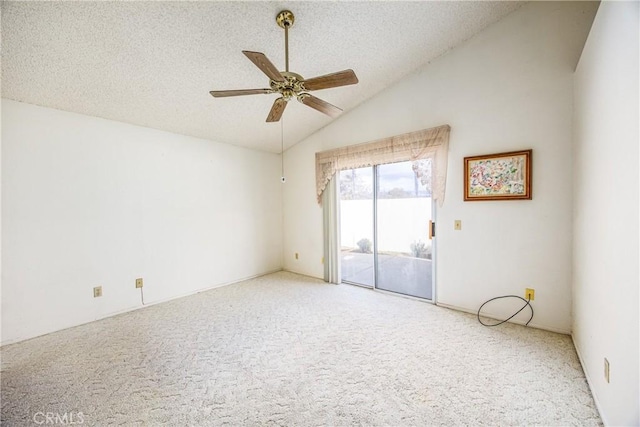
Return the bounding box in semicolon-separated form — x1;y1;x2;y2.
283;1;597;333
573;1;639;425
0;99;3;343
341;199;431;253
1;99;283;345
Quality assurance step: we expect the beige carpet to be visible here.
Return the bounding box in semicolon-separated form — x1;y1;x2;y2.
1;271;601;426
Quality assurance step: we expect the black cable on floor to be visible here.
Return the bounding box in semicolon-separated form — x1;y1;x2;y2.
477;295;533;327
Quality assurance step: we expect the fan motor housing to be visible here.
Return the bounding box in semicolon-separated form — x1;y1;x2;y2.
270;72;305;100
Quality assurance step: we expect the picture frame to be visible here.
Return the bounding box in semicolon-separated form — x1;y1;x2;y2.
464;149;532;201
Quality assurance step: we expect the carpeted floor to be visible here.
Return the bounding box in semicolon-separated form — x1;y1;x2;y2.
1;271;601;426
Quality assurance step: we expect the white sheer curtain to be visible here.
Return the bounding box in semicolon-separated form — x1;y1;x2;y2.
322;177;341;284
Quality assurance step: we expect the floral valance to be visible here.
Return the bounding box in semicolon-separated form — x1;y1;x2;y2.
315;124;451;205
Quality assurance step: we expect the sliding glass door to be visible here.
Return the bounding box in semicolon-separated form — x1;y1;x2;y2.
339;160;434;299
375;161;433;299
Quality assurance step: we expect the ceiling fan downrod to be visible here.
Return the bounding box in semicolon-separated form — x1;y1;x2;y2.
276;10;294;73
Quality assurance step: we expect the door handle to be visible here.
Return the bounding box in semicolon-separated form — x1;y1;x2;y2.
428;220;435;240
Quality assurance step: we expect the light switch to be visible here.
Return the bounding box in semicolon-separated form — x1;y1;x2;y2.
454;220;462;230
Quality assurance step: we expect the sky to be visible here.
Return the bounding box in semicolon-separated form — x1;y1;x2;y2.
340;160;431;197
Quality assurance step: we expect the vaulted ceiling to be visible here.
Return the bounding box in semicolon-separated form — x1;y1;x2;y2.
2;1;524;153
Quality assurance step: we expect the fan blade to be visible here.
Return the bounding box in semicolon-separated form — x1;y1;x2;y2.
242;51;285;82
298;93;342;118
266;97;288;122
303;69;358;91
210;89;272;98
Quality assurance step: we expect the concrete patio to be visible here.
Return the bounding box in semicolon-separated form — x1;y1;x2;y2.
341;251;433;300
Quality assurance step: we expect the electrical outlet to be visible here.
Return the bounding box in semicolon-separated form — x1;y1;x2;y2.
454;220;462;230
604;358;610;383
295;253;299;260
525;288;535;301
135;278;143;288
93;286;102;298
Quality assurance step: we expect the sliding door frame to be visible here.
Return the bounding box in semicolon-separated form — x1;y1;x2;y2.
372;165;380;292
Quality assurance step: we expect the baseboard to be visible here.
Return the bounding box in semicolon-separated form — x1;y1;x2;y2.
281;268;324;282
137;268;284;309
278;276;570;334
0;268;283;347
436;301;571;335
372;287;435;304
572;334;608;425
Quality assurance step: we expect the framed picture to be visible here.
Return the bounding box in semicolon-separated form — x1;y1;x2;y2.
464;149;532;201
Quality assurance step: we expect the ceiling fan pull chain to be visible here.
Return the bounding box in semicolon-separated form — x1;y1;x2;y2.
281;117;286;183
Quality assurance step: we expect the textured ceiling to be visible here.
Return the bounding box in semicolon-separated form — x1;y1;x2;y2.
2;1;524;153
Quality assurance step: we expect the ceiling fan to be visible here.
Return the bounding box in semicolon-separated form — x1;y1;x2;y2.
209;10;359;122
